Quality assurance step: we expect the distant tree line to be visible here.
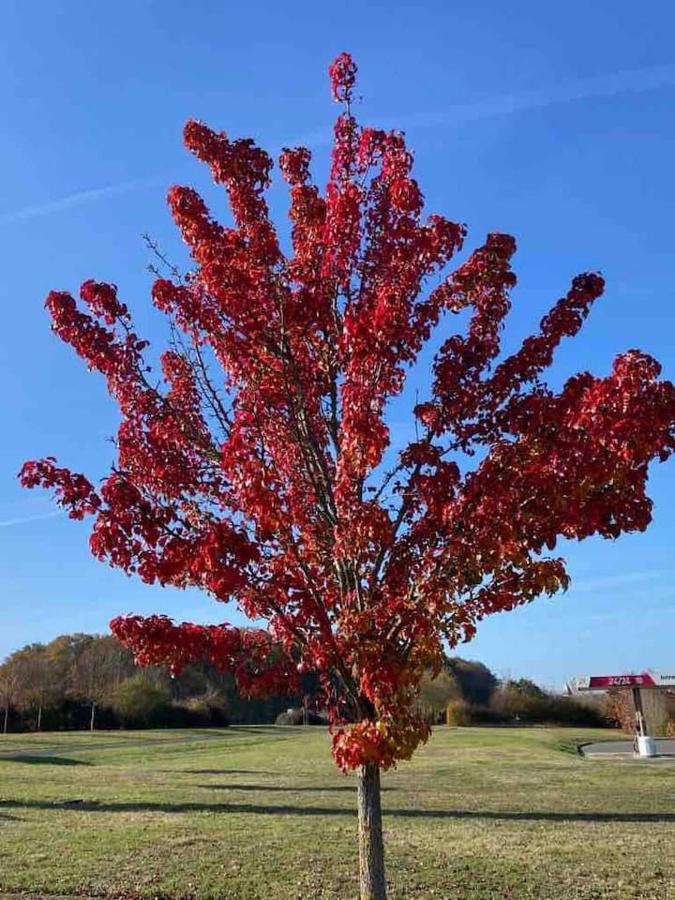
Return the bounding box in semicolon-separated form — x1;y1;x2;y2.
1;634;624;734
416;659;612;728
0;632;312;733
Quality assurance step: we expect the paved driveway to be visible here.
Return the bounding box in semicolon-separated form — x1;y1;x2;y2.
582;738;675;759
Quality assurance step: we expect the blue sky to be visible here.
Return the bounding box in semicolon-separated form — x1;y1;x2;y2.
1;0;674;687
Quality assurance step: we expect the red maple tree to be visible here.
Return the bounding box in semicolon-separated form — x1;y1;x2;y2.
21;53;675;899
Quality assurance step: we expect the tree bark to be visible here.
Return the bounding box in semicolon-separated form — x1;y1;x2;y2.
90;700;96;732
357;763;387;900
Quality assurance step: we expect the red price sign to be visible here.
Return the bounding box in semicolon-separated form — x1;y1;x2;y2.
587;673;656;689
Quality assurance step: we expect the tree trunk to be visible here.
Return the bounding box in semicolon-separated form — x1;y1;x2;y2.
3;703;8;735
36;704;42;731
90;700;96;732
357;763;387;900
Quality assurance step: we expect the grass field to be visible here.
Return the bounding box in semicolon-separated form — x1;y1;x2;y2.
0;726;673;899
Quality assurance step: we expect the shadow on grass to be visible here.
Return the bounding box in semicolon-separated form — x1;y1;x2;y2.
181;769;276;776
1;798;672;823
0;755;91;766
231;726;302;736
196;783;396;793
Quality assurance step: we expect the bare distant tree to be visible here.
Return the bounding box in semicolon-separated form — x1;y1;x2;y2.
70;635;134;730
0;663;20;734
10;644;54;730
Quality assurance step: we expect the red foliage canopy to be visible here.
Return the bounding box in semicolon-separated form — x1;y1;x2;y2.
22;53;675;770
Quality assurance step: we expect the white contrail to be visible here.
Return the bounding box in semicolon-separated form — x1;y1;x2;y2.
569;570;664;594
0;511;63;529
393;62;675;129
3;62;674;226
289;62;675;149
0;176;164;227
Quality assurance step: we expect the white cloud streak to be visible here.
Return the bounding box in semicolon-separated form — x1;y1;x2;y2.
2;62;674;227
0;511;63;529
292;62;675;149
0;176;164;227
392;62;675;130
568;570;665;595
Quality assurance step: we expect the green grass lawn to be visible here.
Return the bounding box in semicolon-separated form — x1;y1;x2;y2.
0;726;673;899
